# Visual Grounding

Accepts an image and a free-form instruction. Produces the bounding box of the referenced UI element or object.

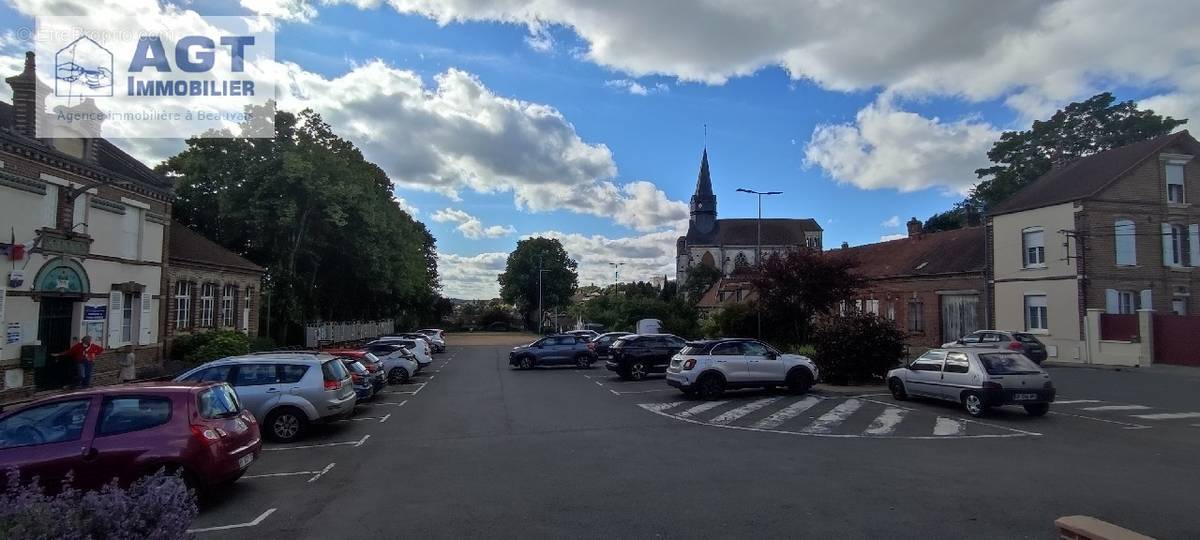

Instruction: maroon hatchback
[0,382,261,494]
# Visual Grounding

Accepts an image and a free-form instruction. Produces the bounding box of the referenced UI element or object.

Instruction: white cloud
[437,251,508,299]
[393,195,418,216]
[804,96,1000,194]
[526,226,684,287]
[879,233,906,242]
[524,24,554,53]
[881,215,901,228]
[431,208,516,239]
[240,0,317,22]
[604,79,668,96]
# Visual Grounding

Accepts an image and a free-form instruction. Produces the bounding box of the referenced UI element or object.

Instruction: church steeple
[689,148,717,234]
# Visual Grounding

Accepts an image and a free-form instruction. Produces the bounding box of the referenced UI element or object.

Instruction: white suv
[666,339,819,400]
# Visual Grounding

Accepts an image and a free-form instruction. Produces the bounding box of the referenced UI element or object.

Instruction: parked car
[360,343,421,382]
[887,349,1055,417]
[415,329,447,352]
[588,331,633,360]
[509,335,595,369]
[342,360,376,401]
[324,349,387,391]
[372,336,433,363]
[565,329,599,342]
[636,319,662,334]
[0,382,261,494]
[607,334,687,380]
[665,338,818,399]
[175,353,356,442]
[392,333,441,353]
[942,330,1049,364]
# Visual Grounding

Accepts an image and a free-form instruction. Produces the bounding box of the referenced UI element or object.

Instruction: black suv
[606,334,687,380]
[588,332,633,360]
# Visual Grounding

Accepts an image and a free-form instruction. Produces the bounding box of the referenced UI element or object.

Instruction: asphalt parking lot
[192,334,1200,539]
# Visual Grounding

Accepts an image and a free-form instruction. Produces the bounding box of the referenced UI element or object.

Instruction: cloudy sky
[2,0,1197,298]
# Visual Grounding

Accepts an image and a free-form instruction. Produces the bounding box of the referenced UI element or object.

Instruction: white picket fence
[303,319,395,348]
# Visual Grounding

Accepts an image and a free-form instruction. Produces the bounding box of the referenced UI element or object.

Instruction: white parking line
[243,470,319,480]
[932,417,966,436]
[307,462,336,483]
[187,508,277,533]
[265,434,370,451]
[676,401,725,419]
[802,399,862,434]
[753,396,822,429]
[1081,405,1151,411]
[863,407,909,436]
[379,413,392,423]
[369,400,408,407]
[1054,399,1104,405]
[341,416,385,422]
[1131,412,1200,420]
[639,401,686,412]
[608,388,674,395]
[710,397,782,426]
[594,380,604,387]
[1049,410,1150,429]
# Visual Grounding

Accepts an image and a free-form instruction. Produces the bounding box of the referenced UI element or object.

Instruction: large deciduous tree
[498,237,578,330]
[681,264,722,303]
[750,249,862,346]
[163,106,443,344]
[575,282,699,337]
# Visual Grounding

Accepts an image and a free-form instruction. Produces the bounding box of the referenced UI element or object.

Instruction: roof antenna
[703,123,707,149]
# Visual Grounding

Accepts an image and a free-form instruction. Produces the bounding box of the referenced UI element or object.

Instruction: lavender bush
[0,468,198,539]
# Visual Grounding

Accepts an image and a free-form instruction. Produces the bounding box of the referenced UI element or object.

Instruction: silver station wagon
[886,349,1056,418]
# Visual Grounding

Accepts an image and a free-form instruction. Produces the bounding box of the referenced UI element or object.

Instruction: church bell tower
[689,149,717,235]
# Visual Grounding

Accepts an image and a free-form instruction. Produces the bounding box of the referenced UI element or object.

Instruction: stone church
[675,149,823,285]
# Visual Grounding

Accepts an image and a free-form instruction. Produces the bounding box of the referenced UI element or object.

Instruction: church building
[675,149,823,285]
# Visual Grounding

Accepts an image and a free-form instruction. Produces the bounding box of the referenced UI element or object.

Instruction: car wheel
[518,356,533,370]
[1023,403,1050,417]
[388,367,410,384]
[264,408,306,443]
[787,369,814,395]
[696,374,724,401]
[889,378,908,401]
[629,362,648,381]
[962,392,988,418]
[575,355,592,369]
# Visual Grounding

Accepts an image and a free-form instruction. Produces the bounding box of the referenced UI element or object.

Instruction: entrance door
[940,294,980,344]
[36,298,76,391]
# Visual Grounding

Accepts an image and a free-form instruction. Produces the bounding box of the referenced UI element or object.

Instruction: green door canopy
[33,257,91,296]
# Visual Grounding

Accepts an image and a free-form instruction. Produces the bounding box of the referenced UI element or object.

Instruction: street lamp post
[735,188,783,339]
[609,262,626,285]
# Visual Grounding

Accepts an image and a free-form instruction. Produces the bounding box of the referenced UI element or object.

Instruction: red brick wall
[163,263,262,358]
[853,272,987,356]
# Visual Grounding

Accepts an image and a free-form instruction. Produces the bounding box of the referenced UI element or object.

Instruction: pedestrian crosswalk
[1053,398,1200,426]
[637,396,1036,439]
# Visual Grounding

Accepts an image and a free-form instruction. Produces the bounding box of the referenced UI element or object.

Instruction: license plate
[1014,393,1038,401]
[237,453,254,468]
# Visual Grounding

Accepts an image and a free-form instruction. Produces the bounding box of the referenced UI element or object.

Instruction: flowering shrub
[0,468,197,539]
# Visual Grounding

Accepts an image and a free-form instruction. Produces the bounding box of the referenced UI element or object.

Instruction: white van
[636,319,662,334]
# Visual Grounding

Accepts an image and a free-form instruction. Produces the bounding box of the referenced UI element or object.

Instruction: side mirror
[956,339,965,345]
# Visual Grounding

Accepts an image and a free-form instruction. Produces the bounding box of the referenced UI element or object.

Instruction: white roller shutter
[1162,223,1174,266]
[1105,289,1119,314]
[107,292,122,348]
[139,293,153,345]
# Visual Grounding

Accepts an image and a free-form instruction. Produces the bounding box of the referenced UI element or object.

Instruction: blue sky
[2,0,1196,298]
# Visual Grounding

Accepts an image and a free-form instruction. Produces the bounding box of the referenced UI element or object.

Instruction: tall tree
[970,93,1185,210]
[681,264,721,303]
[498,237,578,330]
[750,249,862,346]
[163,106,441,344]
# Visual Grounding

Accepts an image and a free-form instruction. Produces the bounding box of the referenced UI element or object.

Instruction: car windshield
[978,353,1043,375]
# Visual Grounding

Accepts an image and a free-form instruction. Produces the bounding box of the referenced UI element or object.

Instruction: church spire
[695,148,713,198]
[689,148,717,234]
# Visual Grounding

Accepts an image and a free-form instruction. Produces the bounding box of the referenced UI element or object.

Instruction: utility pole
[609,262,626,285]
[537,254,544,334]
[735,188,782,339]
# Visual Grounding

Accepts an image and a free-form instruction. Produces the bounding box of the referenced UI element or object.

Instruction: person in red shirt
[54,335,103,388]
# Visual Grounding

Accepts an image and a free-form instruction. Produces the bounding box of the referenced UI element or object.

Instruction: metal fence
[303,319,395,348]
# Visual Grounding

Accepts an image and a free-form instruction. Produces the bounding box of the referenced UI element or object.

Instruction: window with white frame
[199,283,217,327]
[1022,228,1045,267]
[907,300,923,332]
[1118,291,1136,314]
[864,299,880,315]
[1172,296,1188,316]
[1169,224,1188,266]
[885,301,896,321]
[1024,295,1048,331]
[1114,220,1136,266]
[174,281,191,329]
[121,292,135,342]
[1165,162,1185,204]
[221,284,236,327]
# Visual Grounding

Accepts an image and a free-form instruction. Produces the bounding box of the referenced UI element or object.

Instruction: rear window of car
[1012,333,1041,344]
[345,361,369,375]
[179,364,233,383]
[279,364,308,384]
[98,396,172,436]
[978,352,1043,375]
[679,343,707,355]
[197,384,241,419]
[364,353,381,363]
[322,359,349,381]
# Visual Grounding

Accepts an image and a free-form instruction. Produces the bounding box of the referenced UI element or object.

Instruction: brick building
[0,53,172,397]
[839,222,987,353]
[987,130,1200,363]
[165,221,264,355]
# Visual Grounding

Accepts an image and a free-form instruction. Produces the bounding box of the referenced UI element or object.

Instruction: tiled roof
[696,277,757,308]
[836,226,985,279]
[989,131,1196,216]
[687,218,822,246]
[169,221,264,273]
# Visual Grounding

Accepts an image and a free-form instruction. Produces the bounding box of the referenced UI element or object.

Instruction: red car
[0,382,261,494]
[325,349,387,391]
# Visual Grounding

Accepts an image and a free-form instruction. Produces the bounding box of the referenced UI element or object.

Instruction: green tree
[681,264,721,303]
[575,282,698,337]
[750,249,862,347]
[970,93,1185,210]
[498,237,578,330]
[163,106,441,344]
[811,312,906,385]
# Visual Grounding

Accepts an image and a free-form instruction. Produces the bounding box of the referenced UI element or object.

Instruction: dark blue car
[509,335,596,369]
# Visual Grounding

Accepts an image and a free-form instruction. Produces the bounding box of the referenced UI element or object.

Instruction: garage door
[940,294,980,344]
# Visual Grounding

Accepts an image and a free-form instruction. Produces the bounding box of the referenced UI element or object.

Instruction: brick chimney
[907,217,923,237]
[840,241,849,249]
[4,51,50,138]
